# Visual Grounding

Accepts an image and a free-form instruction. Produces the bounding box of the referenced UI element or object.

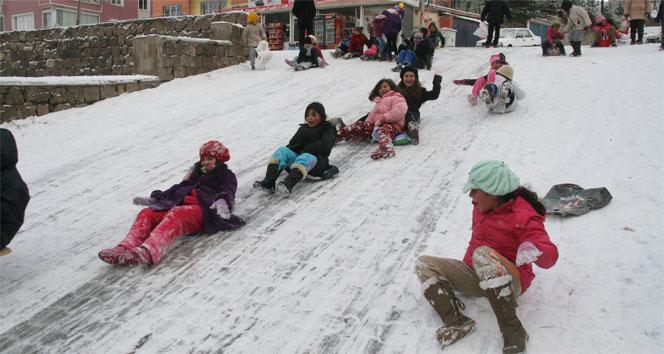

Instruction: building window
[109,0,123,6]
[0,16,4,32]
[139,0,149,10]
[164,4,182,16]
[43,9,99,28]
[82,0,100,3]
[12,12,35,31]
[201,1,220,14]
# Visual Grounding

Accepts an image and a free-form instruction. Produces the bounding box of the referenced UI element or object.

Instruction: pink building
[1,0,144,32]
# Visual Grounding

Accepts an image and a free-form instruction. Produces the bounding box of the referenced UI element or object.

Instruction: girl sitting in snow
[293,36,322,71]
[98,141,245,266]
[331,30,351,58]
[396,66,441,145]
[541,22,566,56]
[453,53,507,105]
[479,65,525,114]
[415,160,558,353]
[254,102,337,195]
[336,79,408,159]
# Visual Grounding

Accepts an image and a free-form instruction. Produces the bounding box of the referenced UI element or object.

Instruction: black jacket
[297,47,319,65]
[414,39,435,69]
[1,128,30,249]
[404,75,442,116]
[287,121,336,176]
[292,0,316,21]
[481,0,512,24]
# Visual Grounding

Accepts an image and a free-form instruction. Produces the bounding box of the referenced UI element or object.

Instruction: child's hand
[515,242,543,266]
[210,199,231,220]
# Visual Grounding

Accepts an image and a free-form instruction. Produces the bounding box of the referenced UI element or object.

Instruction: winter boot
[0,247,12,257]
[423,279,476,348]
[485,283,528,354]
[370,133,396,160]
[131,246,152,266]
[276,168,304,195]
[98,245,134,265]
[253,163,280,193]
[408,121,420,145]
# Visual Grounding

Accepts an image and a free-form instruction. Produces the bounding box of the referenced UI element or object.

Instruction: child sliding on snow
[254,102,337,195]
[396,66,441,145]
[98,141,245,266]
[479,65,525,114]
[453,53,507,105]
[415,160,558,353]
[337,79,408,159]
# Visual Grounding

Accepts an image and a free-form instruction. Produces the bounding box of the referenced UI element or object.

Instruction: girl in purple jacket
[98,140,245,266]
[415,160,558,353]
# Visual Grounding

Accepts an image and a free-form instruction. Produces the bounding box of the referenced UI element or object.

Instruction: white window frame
[109,0,123,6]
[42,8,99,28]
[139,0,149,11]
[12,12,35,31]
[42,10,54,29]
[164,4,182,17]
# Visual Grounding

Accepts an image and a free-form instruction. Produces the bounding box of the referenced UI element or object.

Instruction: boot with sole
[276,168,304,195]
[485,282,528,354]
[423,278,476,348]
[253,163,280,193]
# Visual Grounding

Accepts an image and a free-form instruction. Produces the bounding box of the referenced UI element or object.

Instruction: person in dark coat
[1,128,30,255]
[382,5,405,60]
[481,0,512,47]
[397,66,442,145]
[292,0,317,50]
[98,140,245,266]
[254,102,337,195]
[294,36,321,70]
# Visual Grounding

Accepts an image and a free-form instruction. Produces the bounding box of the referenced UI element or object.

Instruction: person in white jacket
[480,65,525,114]
[242,12,266,70]
[560,0,592,57]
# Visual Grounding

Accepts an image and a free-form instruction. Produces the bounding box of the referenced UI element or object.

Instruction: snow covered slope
[1,45,662,353]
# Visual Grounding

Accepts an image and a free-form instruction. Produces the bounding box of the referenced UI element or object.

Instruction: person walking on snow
[480,0,512,48]
[336,79,408,160]
[382,4,405,60]
[1,128,30,256]
[242,12,266,70]
[292,0,316,50]
[479,65,524,114]
[396,66,441,145]
[415,160,558,353]
[254,102,337,195]
[560,0,592,57]
[623,0,652,44]
[98,140,245,266]
[453,53,507,105]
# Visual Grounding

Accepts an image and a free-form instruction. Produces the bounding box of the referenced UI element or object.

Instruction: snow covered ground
[1,45,662,354]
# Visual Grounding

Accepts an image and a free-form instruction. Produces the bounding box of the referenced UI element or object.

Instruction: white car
[476,28,542,47]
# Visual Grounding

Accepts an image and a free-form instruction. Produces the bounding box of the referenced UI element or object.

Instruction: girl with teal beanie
[414,160,558,353]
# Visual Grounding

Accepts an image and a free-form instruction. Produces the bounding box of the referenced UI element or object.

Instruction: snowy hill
[1,45,662,353]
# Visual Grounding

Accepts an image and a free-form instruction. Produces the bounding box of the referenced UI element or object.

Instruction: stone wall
[0,13,247,77]
[0,76,160,122]
[132,35,243,81]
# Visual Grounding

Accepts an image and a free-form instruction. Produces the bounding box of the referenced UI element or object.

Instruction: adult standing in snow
[480,0,512,48]
[98,140,245,266]
[292,0,317,50]
[1,129,30,256]
[624,0,652,44]
[560,0,592,57]
[415,160,558,353]
[382,3,405,61]
[656,0,664,50]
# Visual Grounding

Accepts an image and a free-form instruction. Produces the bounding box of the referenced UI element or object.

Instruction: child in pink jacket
[453,53,507,105]
[337,79,408,159]
[415,160,558,353]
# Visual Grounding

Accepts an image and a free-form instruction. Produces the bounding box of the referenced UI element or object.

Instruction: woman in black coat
[292,0,317,50]
[1,128,30,254]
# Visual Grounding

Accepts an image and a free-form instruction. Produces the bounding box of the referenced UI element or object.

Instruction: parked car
[476,28,542,47]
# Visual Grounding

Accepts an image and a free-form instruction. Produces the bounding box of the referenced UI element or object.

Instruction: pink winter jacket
[462,196,559,294]
[366,90,408,131]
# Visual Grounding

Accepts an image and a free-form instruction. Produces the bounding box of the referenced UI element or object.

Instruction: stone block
[51,103,72,112]
[125,82,139,92]
[83,87,100,103]
[50,88,67,104]
[67,87,85,105]
[5,88,24,105]
[99,85,118,99]
[36,104,50,116]
[23,103,37,117]
[25,88,51,103]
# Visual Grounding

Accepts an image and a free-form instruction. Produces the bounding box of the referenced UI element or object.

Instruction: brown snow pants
[415,246,522,297]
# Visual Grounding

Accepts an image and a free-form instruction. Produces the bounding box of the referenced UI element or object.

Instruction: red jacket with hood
[463,196,559,293]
